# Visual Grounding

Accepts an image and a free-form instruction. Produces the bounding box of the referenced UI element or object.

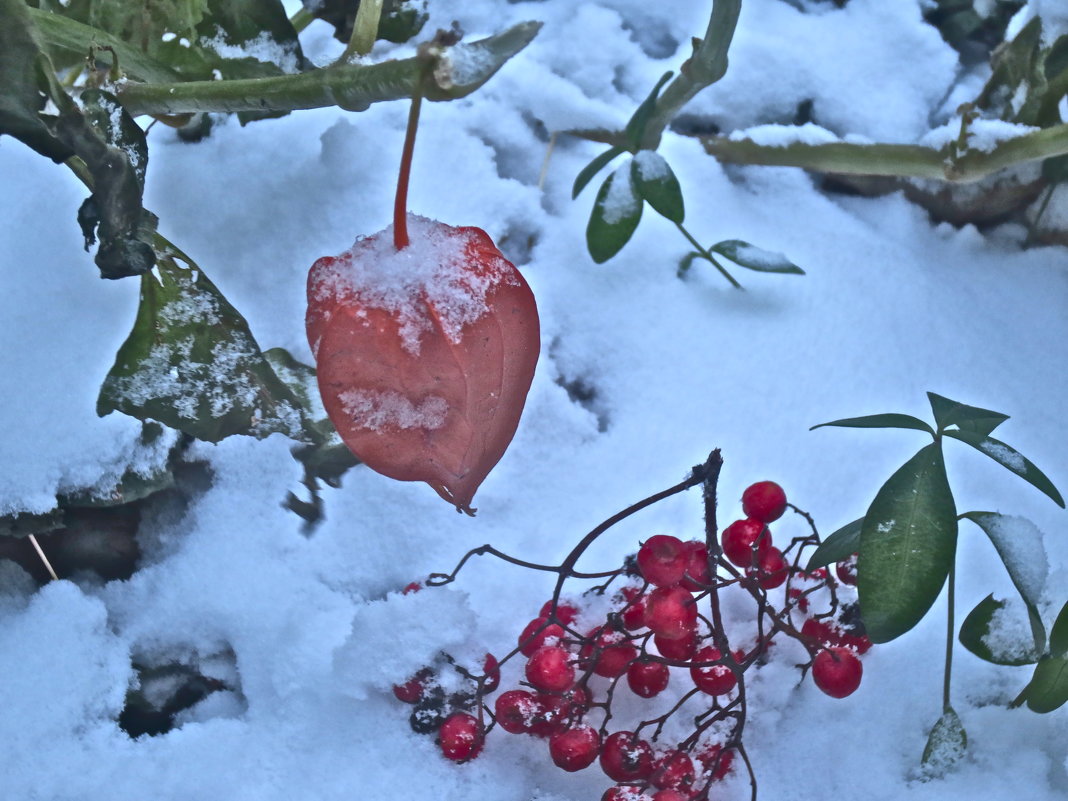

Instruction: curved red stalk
[393,89,424,250]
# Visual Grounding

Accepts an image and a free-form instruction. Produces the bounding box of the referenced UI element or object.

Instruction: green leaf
[98,245,309,443]
[586,163,642,264]
[28,7,184,84]
[573,146,626,199]
[806,517,863,572]
[857,443,958,643]
[811,413,935,436]
[945,430,1064,507]
[677,251,702,278]
[926,392,1009,436]
[0,0,73,161]
[961,511,1048,654]
[920,707,967,777]
[1023,656,1068,713]
[1049,600,1068,659]
[631,151,684,223]
[624,70,673,150]
[710,240,804,274]
[959,594,1041,666]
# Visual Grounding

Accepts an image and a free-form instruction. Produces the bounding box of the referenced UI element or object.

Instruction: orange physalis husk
[307,214,540,514]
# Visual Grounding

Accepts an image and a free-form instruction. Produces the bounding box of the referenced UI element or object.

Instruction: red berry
[401,581,423,594]
[494,689,540,734]
[540,599,580,625]
[519,616,566,657]
[651,791,688,801]
[601,788,647,801]
[392,674,425,704]
[811,647,863,698]
[600,731,654,781]
[534,686,591,736]
[549,724,601,771]
[788,587,810,613]
[836,553,858,585]
[689,646,737,696]
[482,652,500,692]
[654,627,698,661]
[695,743,735,781]
[526,645,575,693]
[680,540,712,591]
[746,545,788,589]
[741,481,788,523]
[651,750,696,792]
[802,618,840,648]
[721,518,772,567]
[620,588,648,631]
[637,535,688,587]
[581,627,639,678]
[627,659,670,698]
[438,712,483,761]
[644,586,698,640]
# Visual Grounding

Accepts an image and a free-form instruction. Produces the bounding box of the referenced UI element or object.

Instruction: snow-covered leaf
[945,430,1064,507]
[711,240,804,274]
[631,151,684,224]
[99,248,308,443]
[921,707,967,777]
[959,594,1041,666]
[586,164,642,264]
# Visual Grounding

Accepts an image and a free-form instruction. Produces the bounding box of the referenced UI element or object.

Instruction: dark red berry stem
[393,85,424,251]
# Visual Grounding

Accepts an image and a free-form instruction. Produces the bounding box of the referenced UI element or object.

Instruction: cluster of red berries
[396,480,871,799]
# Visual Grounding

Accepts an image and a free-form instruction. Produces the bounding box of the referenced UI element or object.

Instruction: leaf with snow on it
[920,707,967,778]
[946,430,1065,507]
[959,594,1041,666]
[98,252,309,444]
[711,240,804,274]
[631,151,684,223]
[586,163,642,264]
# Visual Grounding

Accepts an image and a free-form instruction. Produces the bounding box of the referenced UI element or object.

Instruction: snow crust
[1,0,1067,800]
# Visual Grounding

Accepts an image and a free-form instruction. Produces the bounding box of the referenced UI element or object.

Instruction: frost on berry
[549,724,601,771]
[627,659,670,698]
[600,731,654,782]
[307,215,540,514]
[651,750,696,792]
[811,646,863,698]
[637,534,688,587]
[438,712,483,761]
[526,645,575,693]
[644,586,698,640]
[519,616,566,657]
[581,627,639,678]
[690,647,737,696]
[495,689,540,734]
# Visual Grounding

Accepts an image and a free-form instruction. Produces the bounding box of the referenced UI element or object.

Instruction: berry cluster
[397,455,872,799]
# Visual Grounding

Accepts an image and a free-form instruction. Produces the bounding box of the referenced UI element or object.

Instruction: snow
[1,1,1068,800]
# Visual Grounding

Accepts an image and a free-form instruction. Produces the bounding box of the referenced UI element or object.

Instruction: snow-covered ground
[1,1,1066,799]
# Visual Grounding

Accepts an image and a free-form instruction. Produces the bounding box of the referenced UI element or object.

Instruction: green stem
[676,221,743,289]
[343,0,385,60]
[701,124,1068,184]
[289,6,315,33]
[641,0,742,149]
[944,560,955,712]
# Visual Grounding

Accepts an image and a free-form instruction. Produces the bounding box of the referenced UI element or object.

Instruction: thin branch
[344,0,385,60]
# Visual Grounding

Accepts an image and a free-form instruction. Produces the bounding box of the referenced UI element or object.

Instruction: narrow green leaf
[573,146,626,199]
[710,240,804,275]
[98,247,309,443]
[586,164,642,264]
[926,392,1009,436]
[624,70,673,149]
[945,430,1064,507]
[677,251,702,278]
[959,594,1041,665]
[857,443,958,643]
[811,413,935,435]
[921,707,967,777]
[1049,600,1068,658]
[1024,656,1068,713]
[961,511,1048,654]
[806,517,863,571]
[631,151,684,223]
